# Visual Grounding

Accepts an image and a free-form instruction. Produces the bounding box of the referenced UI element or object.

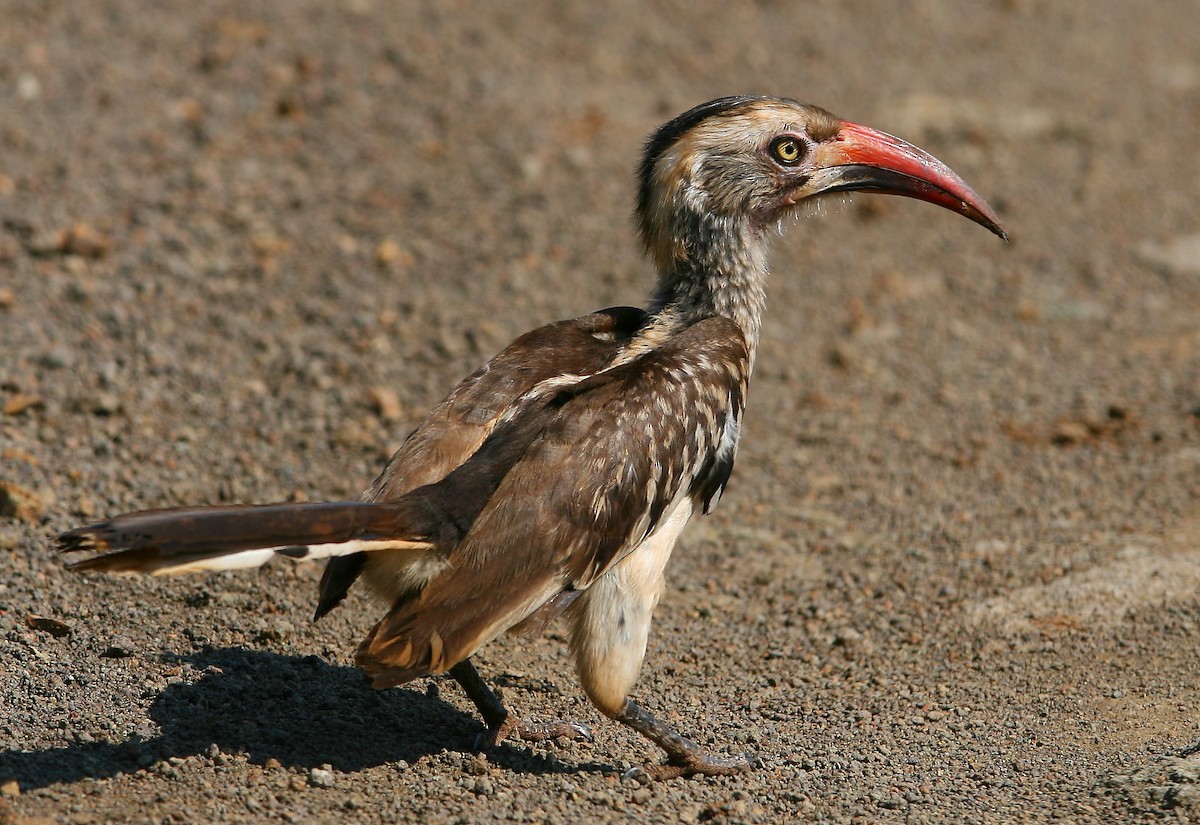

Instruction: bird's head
[637,96,1006,273]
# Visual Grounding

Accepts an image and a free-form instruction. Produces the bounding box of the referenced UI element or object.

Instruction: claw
[622,765,653,784]
[472,728,498,751]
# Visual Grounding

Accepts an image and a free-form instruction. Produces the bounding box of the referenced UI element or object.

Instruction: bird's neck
[645,211,768,370]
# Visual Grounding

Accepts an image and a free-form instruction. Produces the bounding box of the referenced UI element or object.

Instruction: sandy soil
[2,1,1199,822]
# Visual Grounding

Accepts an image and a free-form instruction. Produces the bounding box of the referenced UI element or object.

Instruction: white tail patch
[156,549,280,576]
[150,539,435,576]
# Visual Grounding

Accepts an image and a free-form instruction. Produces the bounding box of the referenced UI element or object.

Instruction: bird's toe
[475,717,594,749]
[644,750,754,781]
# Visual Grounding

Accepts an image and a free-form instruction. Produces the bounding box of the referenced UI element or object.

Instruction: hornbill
[58,96,1005,779]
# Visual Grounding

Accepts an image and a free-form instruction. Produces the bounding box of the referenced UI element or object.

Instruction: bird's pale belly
[567,496,695,715]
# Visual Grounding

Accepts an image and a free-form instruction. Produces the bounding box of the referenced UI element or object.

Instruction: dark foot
[449,659,592,750]
[614,697,755,780]
[475,717,594,750]
[640,750,752,781]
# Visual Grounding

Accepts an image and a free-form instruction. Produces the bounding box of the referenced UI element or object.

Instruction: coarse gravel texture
[2,1,1199,823]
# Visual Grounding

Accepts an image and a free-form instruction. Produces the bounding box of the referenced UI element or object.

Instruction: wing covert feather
[367,306,647,502]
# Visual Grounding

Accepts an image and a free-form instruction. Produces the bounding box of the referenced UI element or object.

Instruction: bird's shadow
[0,647,601,791]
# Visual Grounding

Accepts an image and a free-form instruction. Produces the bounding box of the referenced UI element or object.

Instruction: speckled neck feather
[637,96,779,370]
[645,211,768,369]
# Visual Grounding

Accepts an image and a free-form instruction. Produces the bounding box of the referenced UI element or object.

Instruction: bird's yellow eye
[769,136,804,166]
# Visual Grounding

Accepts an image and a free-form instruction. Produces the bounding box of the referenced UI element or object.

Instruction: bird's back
[351,314,751,688]
[318,307,648,616]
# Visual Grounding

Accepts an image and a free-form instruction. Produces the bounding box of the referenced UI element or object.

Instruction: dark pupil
[778,140,797,160]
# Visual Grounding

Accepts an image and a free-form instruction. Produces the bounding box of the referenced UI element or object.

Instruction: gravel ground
[2,1,1199,823]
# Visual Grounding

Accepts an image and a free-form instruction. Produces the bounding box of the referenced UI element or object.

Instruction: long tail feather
[57,501,434,575]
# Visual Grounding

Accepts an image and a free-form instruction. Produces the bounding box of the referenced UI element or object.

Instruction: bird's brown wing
[365,306,649,502]
[355,316,750,687]
[315,306,646,616]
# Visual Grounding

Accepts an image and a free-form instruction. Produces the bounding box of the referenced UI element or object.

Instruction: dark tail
[57,501,434,575]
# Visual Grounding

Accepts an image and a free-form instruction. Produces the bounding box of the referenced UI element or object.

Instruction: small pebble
[0,481,44,522]
[91,393,122,416]
[102,635,136,658]
[38,347,73,369]
[1136,233,1200,277]
[369,386,404,421]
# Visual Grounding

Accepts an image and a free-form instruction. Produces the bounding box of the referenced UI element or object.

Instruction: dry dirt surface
[2,1,1199,823]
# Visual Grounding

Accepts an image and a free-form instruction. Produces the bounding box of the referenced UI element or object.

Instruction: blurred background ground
[1,1,1199,822]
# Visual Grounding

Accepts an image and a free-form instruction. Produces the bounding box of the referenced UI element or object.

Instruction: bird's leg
[566,541,753,780]
[613,698,751,780]
[448,659,592,748]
